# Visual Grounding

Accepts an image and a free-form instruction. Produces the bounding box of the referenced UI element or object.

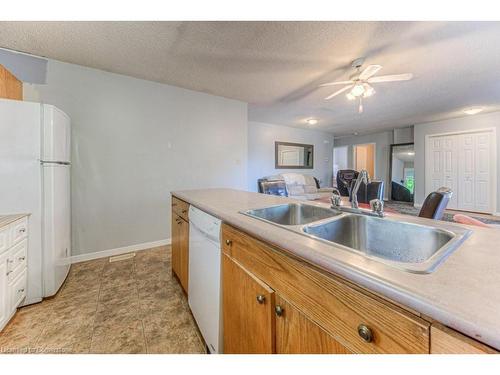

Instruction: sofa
[258,173,334,201]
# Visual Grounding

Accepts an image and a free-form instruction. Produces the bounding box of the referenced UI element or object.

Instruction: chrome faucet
[351,170,370,209]
[330,170,385,218]
[330,188,342,208]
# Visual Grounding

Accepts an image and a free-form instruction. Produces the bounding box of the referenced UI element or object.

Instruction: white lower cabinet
[0,216,29,332]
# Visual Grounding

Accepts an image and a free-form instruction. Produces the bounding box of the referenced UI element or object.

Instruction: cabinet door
[0,252,8,329]
[275,295,352,354]
[171,213,181,280]
[178,218,189,293]
[223,254,275,353]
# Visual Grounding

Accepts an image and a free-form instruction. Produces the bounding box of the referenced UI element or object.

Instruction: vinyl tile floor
[0,246,206,354]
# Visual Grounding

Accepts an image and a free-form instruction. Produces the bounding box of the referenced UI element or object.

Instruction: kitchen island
[171,188,500,353]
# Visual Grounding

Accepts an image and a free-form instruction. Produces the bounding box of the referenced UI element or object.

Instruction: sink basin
[243,203,341,226]
[302,214,471,273]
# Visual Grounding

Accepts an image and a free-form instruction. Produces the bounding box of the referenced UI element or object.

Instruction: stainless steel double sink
[241,203,472,274]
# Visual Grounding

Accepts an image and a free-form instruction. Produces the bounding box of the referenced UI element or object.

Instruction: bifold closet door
[428,135,458,209]
[458,134,475,211]
[473,132,492,213]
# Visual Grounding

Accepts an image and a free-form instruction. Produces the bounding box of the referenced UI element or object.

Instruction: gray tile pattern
[0,246,206,354]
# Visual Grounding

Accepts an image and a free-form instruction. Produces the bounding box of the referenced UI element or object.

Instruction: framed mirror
[275,141,314,169]
[389,143,415,202]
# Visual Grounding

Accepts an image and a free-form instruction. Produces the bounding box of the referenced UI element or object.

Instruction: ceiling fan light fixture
[351,84,365,97]
[463,107,484,115]
[363,85,375,98]
[306,118,318,125]
[346,92,355,101]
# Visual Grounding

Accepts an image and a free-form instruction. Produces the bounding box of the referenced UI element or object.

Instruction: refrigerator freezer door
[42,104,71,163]
[42,164,71,297]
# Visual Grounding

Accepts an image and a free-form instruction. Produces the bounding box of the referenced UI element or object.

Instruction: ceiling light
[407,151,415,156]
[363,84,375,98]
[306,118,318,125]
[346,93,355,101]
[350,84,365,97]
[463,107,484,115]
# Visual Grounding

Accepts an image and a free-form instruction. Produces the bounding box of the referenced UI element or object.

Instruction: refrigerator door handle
[40,161,71,166]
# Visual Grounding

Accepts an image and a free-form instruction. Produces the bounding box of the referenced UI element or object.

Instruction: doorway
[353,143,375,178]
[333,146,348,187]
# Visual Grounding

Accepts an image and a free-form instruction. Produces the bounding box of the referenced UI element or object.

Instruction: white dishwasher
[188,206,223,354]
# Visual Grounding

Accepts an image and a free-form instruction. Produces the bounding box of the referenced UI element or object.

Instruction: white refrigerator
[0,98,71,305]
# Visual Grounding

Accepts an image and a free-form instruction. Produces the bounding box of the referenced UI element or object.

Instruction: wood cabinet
[431,324,497,354]
[223,254,275,354]
[0,65,23,101]
[171,197,189,293]
[275,295,352,354]
[222,223,431,354]
[223,252,352,354]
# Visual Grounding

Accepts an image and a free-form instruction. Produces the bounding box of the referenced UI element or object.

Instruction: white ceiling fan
[320,58,413,113]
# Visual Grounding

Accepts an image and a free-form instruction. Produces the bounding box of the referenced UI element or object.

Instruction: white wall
[414,111,500,212]
[25,59,248,255]
[333,130,393,200]
[247,121,334,192]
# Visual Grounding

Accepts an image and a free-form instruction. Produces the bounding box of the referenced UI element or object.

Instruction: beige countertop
[0,214,29,229]
[172,188,500,350]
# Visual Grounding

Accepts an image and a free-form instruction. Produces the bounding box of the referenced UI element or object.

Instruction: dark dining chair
[418,188,453,220]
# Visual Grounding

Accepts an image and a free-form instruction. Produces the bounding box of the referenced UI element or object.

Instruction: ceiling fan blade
[324,85,353,100]
[359,65,382,80]
[368,73,413,83]
[319,80,353,87]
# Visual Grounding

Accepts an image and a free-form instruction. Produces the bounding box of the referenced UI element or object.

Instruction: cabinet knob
[182,209,187,214]
[275,305,284,317]
[357,324,374,343]
[18,288,25,293]
[19,256,26,261]
[19,228,26,233]
[256,295,266,304]
[225,239,232,246]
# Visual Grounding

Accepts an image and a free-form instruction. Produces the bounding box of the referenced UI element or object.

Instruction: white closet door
[458,134,475,211]
[474,132,492,212]
[429,137,444,192]
[442,136,459,209]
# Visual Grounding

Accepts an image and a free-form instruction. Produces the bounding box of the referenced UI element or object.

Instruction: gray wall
[25,59,248,255]
[334,130,394,200]
[247,121,334,192]
[414,111,500,212]
[393,126,414,144]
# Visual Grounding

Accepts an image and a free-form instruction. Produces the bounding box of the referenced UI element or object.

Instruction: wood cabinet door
[178,218,189,293]
[171,213,181,280]
[223,254,275,353]
[275,295,352,354]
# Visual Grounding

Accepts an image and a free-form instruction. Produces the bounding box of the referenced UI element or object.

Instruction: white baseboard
[71,238,171,264]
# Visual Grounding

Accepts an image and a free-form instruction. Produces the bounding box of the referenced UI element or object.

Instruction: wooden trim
[0,65,23,100]
[430,323,497,354]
